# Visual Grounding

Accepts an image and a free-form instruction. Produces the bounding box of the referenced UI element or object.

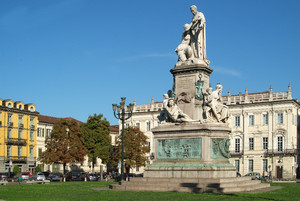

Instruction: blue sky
[1,0,300,125]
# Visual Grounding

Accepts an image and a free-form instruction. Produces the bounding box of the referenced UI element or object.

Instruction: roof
[110,125,119,132]
[38,115,83,125]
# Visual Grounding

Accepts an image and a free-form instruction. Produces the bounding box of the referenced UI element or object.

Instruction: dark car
[86,173,99,181]
[47,172,64,182]
[0,172,15,180]
[65,171,86,181]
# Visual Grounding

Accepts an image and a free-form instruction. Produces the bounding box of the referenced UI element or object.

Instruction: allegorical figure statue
[165,98,192,123]
[176,5,210,66]
[204,84,229,123]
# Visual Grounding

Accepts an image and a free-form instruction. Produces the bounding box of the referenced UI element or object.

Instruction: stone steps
[110,177,270,193]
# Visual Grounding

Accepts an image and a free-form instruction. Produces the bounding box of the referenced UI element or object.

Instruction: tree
[81,114,111,172]
[13,165,20,175]
[35,166,42,173]
[39,119,87,174]
[114,127,150,173]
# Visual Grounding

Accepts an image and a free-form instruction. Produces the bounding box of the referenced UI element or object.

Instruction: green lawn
[0,182,299,201]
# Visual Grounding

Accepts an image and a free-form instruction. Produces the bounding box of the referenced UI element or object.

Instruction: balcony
[6,138,27,146]
[230,151,244,157]
[6,156,27,163]
[8,122,13,127]
[264,149,298,156]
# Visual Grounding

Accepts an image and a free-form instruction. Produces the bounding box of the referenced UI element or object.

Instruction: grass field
[0,181,299,201]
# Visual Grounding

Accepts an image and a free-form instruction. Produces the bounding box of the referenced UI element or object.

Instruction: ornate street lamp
[112,97,134,181]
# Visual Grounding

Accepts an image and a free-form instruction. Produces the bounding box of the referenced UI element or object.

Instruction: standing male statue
[176,5,210,66]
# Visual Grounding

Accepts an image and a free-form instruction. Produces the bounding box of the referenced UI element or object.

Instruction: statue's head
[168,98,175,106]
[184,24,190,31]
[216,83,223,91]
[163,93,169,99]
[206,87,213,94]
[190,5,197,15]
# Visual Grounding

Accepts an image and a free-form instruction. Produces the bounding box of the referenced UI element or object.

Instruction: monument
[111,5,270,193]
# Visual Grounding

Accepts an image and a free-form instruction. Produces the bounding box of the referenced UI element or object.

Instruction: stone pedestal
[170,64,213,121]
[144,122,236,178]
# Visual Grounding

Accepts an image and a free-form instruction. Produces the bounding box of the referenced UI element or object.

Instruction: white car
[30,172,45,181]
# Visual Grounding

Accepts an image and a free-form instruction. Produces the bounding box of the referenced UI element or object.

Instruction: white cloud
[213,66,242,77]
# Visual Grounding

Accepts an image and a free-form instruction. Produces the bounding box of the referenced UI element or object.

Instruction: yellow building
[0,98,38,173]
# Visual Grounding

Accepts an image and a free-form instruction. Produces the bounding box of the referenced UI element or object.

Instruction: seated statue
[204,84,228,123]
[165,98,192,123]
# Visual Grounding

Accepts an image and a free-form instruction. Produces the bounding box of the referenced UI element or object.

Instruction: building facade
[120,85,300,179]
[0,98,38,173]
[37,115,115,173]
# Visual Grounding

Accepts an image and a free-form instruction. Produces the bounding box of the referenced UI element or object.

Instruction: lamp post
[112,97,134,181]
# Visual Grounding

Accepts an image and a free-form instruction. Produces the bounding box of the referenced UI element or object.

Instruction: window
[136,167,139,172]
[18,115,23,125]
[30,117,34,127]
[277,113,283,124]
[262,113,269,125]
[7,146,11,157]
[125,123,129,128]
[46,129,51,137]
[30,107,33,112]
[30,131,34,141]
[146,121,151,131]
[263,137,268,150]
[37,128,41,137]
[263,159,268,172]
[136,122,140,129]
[29,146,34,157]
[42,128,45,137]
[235,116,240,127]
[18,105,22,110]
[8,103,12,108]
[235,160,240,172]
[38,148,42,158]
[249,115,254,126]
[18,146,22,157]
[235,138,240,153]
[18,129,22,139]
[147,141,151,148]
[7,128,12,139]
[278,136,283,152]
[249,138,254,150]
[7,114,12,123]
[248,160,253,172]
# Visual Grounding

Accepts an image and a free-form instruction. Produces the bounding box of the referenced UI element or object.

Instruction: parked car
[65,171,86,181]
[244,172,260,180]
[21,172,31,180]
[0,172,15,180]
[86,173,99,181]
[30,172,46,181]
[47,172,64,182]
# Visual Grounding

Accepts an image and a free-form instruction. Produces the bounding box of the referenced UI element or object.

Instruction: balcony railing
[265,149,298,156]
[230,151,244,157]
[6,138,27,146]
[6,156,27,163]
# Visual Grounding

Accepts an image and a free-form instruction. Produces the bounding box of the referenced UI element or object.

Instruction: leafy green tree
[35,166,42,173]
[39,119,87,174]
[13,165,20,175]
[81,114,111,172]
[114,127,150,173]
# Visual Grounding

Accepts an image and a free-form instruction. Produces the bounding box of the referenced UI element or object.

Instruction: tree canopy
[81,114,111,170]
[114,126,150,169]
[39,119,87,173]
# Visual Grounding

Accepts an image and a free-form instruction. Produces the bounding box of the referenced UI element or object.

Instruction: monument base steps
[109,177,270,193]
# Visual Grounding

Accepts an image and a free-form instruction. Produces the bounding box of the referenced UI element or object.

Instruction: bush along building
[121,85,300,179]
[0,98,38,173]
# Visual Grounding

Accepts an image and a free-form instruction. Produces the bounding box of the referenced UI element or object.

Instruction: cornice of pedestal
[170,64,213,75]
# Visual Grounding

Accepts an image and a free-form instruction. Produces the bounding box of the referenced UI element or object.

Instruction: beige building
[120,85,300,179]
[37,115,111,173]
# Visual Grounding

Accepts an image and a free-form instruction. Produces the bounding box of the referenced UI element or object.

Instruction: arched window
[8,103,12,108]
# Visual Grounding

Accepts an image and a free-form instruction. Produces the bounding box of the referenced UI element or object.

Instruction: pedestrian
[18,175,22,184]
